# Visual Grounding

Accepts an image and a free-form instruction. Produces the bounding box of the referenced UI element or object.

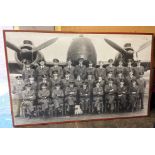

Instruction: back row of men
[22,58,144,81]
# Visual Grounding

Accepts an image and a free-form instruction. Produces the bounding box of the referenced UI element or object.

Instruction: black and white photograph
[3,31,153,126]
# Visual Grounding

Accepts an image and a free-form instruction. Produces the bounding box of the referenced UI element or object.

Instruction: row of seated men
[12,58,146,118]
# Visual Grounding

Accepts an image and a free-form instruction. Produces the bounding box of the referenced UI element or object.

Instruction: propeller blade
[136,40,151,53]
[32,38,58,52]
[104,39,127,55]
[6,41,20,53]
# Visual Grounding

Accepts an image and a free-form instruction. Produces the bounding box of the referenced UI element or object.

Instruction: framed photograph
[3,30,153,127]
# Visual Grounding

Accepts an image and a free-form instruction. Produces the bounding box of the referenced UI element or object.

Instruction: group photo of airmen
[12,57,146,119]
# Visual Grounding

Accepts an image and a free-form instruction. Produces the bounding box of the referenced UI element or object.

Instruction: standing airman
[136,73,146,109]
[134,60,144,78]
[106,59,116,77]
[49,59,63,78]
[74,58,87,80]
[12,76,25,117]
[63,59,75,79]
[95,61,106,80]
[36,60,49,82]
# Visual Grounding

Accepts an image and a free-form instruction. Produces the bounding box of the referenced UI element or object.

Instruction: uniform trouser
[129,95,138,111]
[139,93,144,109]
[80,98,90,113]
[93,97,103,113]
[15,99,22,116]
[105,95,115,112]
[66,96,76,115]
[117,95,127,112]
[23,100,34,117]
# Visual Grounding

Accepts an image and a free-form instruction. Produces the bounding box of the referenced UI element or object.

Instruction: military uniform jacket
[125,75,136,87]
[105,76,116,85]
[124,67,134,76]
[75,79,83,90]
[49,66,63,78]
[105,84,117,95]
[38,89,50,99]
[93,87,104,97]
[65,87,77,97]
[12,80,25,99]
[86,67,95,77]
[80,88,90,98]
[129,85,139,95]
[117,86,127,96]
[97,80,105,88]
[106,65,116,76]
[74,65,86,79]
[22,69,35,81]
[85,79,95,90]
[95,67,106,79]
[61,78,71,90]
[51,89,64,98]
[115,76,125,86]
[63,66,75,78]
[22,89,36,101]
[116,66,125,75]
[136,78,146,93]
[50,78,61,88]
[36,66,49,77]
[134,66,144,78]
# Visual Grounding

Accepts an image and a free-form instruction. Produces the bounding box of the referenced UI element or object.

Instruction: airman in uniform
[115,72,125,86]
[105,71,116,85]
[105,79,117,113]
[75,75,83,104]
[79,82,91,113]
[128,80,139,112]
[124,59,134,76]
[106,59,116,77]
[22,63,35,82]
[86,61,95,79]
[116,60,125,76]
[117,80,127,112]
[51,83,64,116]
[22,84,36,118]
[12,76,25,117]
[49,59,63,78]
[36,60,49,82]
[125,71,136,88]
[61,72,72,90]
[85,74,95,91]
[97,76,105,89]
[50,71,61,89]
[134,60,144,78]
[63,59,75,79]
[136,73,146,109]
[93,82,104,114]
[38,75,51,90]
[38,83,50,117]
[74,58,87,80]
[65,81,77,115]
[95,61,106,80]
[26,76,37,93]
